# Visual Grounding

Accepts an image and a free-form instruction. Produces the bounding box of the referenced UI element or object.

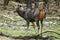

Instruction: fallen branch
[0,31,60,39]
[0,32,40,39]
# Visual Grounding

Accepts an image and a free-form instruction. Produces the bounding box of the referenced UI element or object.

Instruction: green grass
[0,26,36,36]
[0,16,60,40]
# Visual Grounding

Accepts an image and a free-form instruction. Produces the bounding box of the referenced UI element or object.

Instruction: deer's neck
[17,9,25,19]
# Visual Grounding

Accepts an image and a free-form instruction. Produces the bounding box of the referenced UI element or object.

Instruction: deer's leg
[35,18,40,33]
[40,20,43,37]
[32,22,36,32]
[26,20,30,30]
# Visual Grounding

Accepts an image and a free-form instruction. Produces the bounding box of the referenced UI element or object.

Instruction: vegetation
[0,11,60,40]
[0,0,60,40]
